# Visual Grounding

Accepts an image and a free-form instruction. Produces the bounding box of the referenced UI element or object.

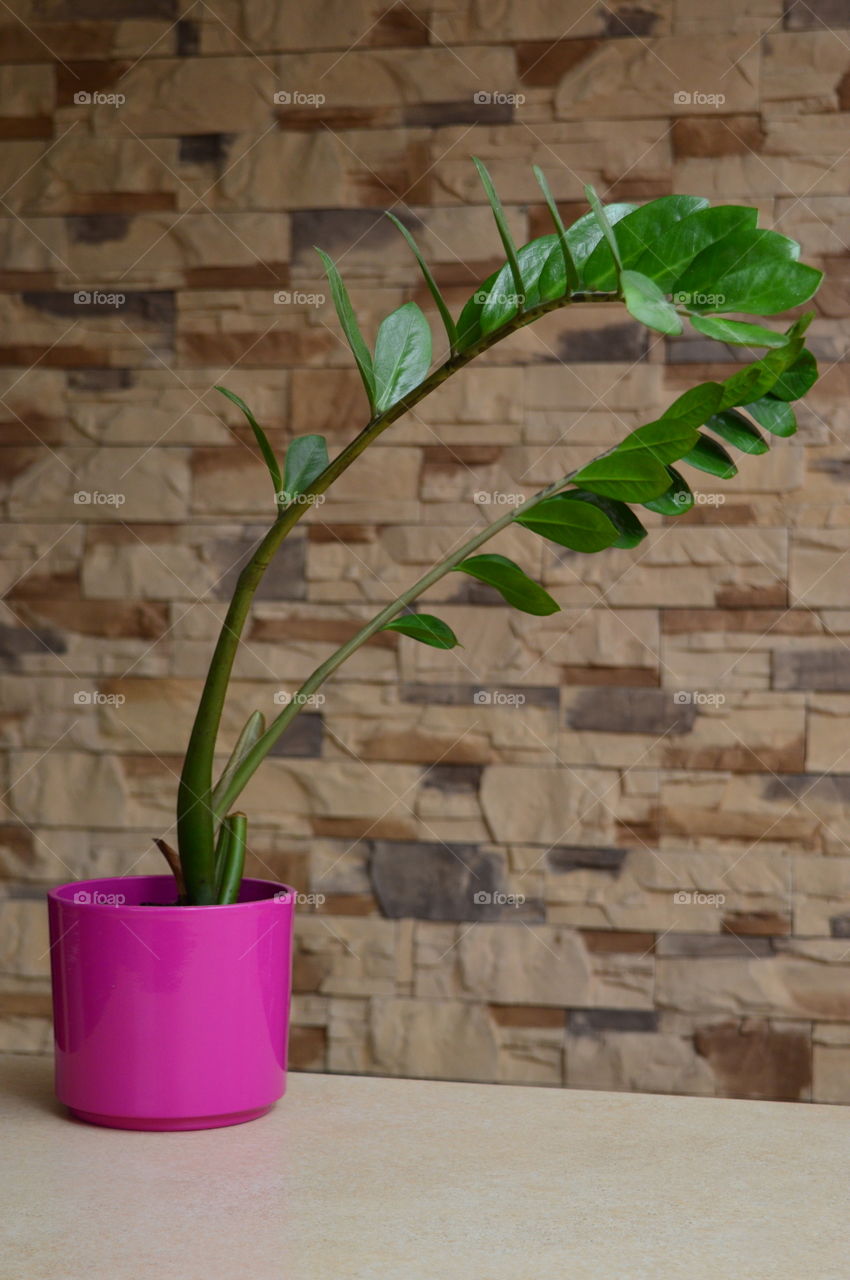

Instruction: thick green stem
[176,289,618,900]
[212,470,579,818]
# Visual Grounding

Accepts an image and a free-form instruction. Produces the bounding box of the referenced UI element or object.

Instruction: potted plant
[47,159,822,1130]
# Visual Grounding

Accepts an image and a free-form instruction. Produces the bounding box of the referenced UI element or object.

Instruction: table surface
[2,1054,848,1280]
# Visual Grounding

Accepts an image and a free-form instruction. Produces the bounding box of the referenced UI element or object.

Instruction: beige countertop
[1,1053,848,1280]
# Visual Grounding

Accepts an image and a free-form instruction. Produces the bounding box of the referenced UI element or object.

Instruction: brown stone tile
[715,585,788,609]
[561,666,660,686]
[672,114,766,159]
[0,992,52,1017]
[311,817,413,840]
[307,525,377,544]
[662,609,820,635]
[182,265,290,289]
[369,3,431,46]
[248,617,394,647]
[55,60,132,107]
[489,1004,566,1028]
[695,1020,811,1101]
[580,930,656,954]
[517,39,602,86]
[0,118,52,139]
[314,894,379,915]
[68,193,177,214]
[9,599,169,640]
[722,911,792,937]
[289,1026,327,1070]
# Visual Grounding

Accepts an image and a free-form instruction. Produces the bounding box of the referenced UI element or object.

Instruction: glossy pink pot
[47,875,295,1131]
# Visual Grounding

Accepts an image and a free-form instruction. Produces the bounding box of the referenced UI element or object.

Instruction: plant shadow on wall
[150,158,822,907]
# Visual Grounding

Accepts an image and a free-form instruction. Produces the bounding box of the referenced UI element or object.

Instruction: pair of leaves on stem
[216,386,328,509]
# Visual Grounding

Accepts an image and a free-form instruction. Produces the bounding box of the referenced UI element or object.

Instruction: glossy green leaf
[385,211,458,354]
[688,315,789,348]
[315,247,375,410]
[212,710,266,817]
[215,386,282,500]
[574,418,700,502]
[456,267,499,350]
[768,349,818,401]
[481,236,555,334]
[566,491,648,548]
[382,613,460,649]
[621,269,683,336]
[532,165,579,293]
[515,492,621,552]
[558,202,637,288]
[584,183,623,274]
[373,301,432,412]
[642,466,694,516]
[744,396,797,438]
[681,433,737,478]
[718,339,804,410]
[706,410,769,455]
[631,205,758,291]
[583,195,709,290]
[673,230,822,315]
[663,382,725,428]
[281,434,329,502]
[786,311,815,341]
[473,156,525,303]
[456,553,560,615]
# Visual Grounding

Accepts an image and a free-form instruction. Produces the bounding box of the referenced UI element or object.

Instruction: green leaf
[673,229,822,315]
[768,349,818,401]
[584,182,623,273]
[215,386,282,500]
[456,553,560,615]
[583,195,709,291]
[516,492,621,552]
[566,491,648,548]
[689,315,789,348]
[560,203,637,288]
[385,211,458,354]
[211,710,266,816]
[631,205,758,291]
[718,339,804,409]
[642,466,694,516]
[681,433,737,478]
[621,269,683,336]
[473,156,525,303]
[744,396,797,438]
[663,382,725,428]
[316,247,376,410]
[382,612,460,649]
[456,266,499,350]
[281,434,329,502]
[481,236,553,334]
[706,409,769,455]
[532,165,579,293]
[786,311,815,341]
[373,301,432,412]
[574,418,700,502]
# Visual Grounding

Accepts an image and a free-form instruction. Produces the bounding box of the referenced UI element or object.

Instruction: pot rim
[48,874,296,914]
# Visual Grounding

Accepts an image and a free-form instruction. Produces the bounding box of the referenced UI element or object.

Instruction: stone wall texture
[2,0,850,1104]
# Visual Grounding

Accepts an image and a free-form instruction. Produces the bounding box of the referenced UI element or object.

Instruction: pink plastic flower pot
[47,875,295,1131]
